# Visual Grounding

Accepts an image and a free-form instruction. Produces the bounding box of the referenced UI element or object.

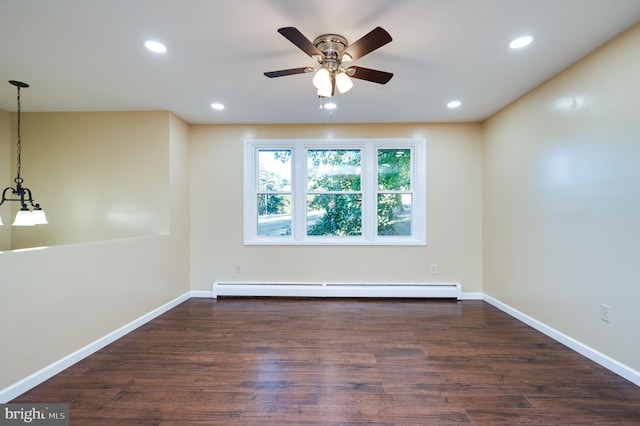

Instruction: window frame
[244,138,426,246]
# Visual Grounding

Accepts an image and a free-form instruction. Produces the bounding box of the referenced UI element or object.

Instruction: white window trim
[244,138,426,246]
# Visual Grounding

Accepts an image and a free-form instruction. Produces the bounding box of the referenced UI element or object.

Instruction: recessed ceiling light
[447,100,462,109]
[509,35,533,49]
[145,40,167,53]
[211,103,225,110]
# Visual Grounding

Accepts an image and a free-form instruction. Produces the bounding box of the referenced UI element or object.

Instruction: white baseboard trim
[461,292,483,300]
[483,294,640,387]
[0,292,192,403]
[190,290,213,298]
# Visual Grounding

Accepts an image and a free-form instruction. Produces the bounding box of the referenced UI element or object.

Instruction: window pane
[378,149,411,191]
[258,150,291,191]
[377,194,412,236]
[245,138,425,246]
[308,149,361,192]
[257,194,291,236]
[307,194,362,236]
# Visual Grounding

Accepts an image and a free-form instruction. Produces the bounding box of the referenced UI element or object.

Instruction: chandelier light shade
[12,209,35,226]
[0,80,48,227]
[31,208,48,224]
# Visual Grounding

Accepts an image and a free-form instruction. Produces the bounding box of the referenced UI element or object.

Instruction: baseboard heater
[212,282,462,300]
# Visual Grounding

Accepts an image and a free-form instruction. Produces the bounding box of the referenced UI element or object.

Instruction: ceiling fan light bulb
[312,68,331,90]
[336,72,353,93]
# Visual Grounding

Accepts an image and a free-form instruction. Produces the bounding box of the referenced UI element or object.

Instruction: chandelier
[0,80,48,226]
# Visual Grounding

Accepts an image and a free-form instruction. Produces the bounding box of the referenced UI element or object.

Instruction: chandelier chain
[15,85,23,185]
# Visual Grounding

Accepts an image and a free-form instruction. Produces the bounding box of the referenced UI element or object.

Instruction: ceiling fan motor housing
[313,34,349,71]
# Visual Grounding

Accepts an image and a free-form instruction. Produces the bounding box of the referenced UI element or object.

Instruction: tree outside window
[245,139,426,246]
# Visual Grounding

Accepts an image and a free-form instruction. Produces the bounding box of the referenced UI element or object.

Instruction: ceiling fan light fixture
[312,68,331,90]
[335,72,353,93]
[317,85,333,98]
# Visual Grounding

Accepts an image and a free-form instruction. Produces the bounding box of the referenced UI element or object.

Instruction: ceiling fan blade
[343,27,392,61]
[278,27,324,58]
[347,66,393,84]
[264,67,313,78]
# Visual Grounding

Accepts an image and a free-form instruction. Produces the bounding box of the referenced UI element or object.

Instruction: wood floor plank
[11,298,640,424]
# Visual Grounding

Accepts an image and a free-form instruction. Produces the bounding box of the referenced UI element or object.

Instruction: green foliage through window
[307,150,362,236]
[257,150,291,236]
[245,139,425,245]
[377,149,412,236]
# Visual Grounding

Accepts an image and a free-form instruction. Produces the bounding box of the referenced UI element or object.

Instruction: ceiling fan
[264,27,393,98]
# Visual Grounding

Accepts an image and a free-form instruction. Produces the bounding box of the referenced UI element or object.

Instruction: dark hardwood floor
[13,298,640,425]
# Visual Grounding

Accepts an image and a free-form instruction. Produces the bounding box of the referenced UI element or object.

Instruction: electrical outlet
[235,265,242,274]
[430,264,438,274]
[600,304,611,323]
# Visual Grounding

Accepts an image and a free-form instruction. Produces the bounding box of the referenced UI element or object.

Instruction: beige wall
[483,24,640,371]
[7,111,171,250]
[189,123,483,293]
[169,113,191,290]
[0,110,10,249]
[0,111,191,396]
[0,235,180,391]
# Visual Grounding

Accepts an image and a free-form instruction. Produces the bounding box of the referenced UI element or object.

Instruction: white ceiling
[1,0,639,124]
